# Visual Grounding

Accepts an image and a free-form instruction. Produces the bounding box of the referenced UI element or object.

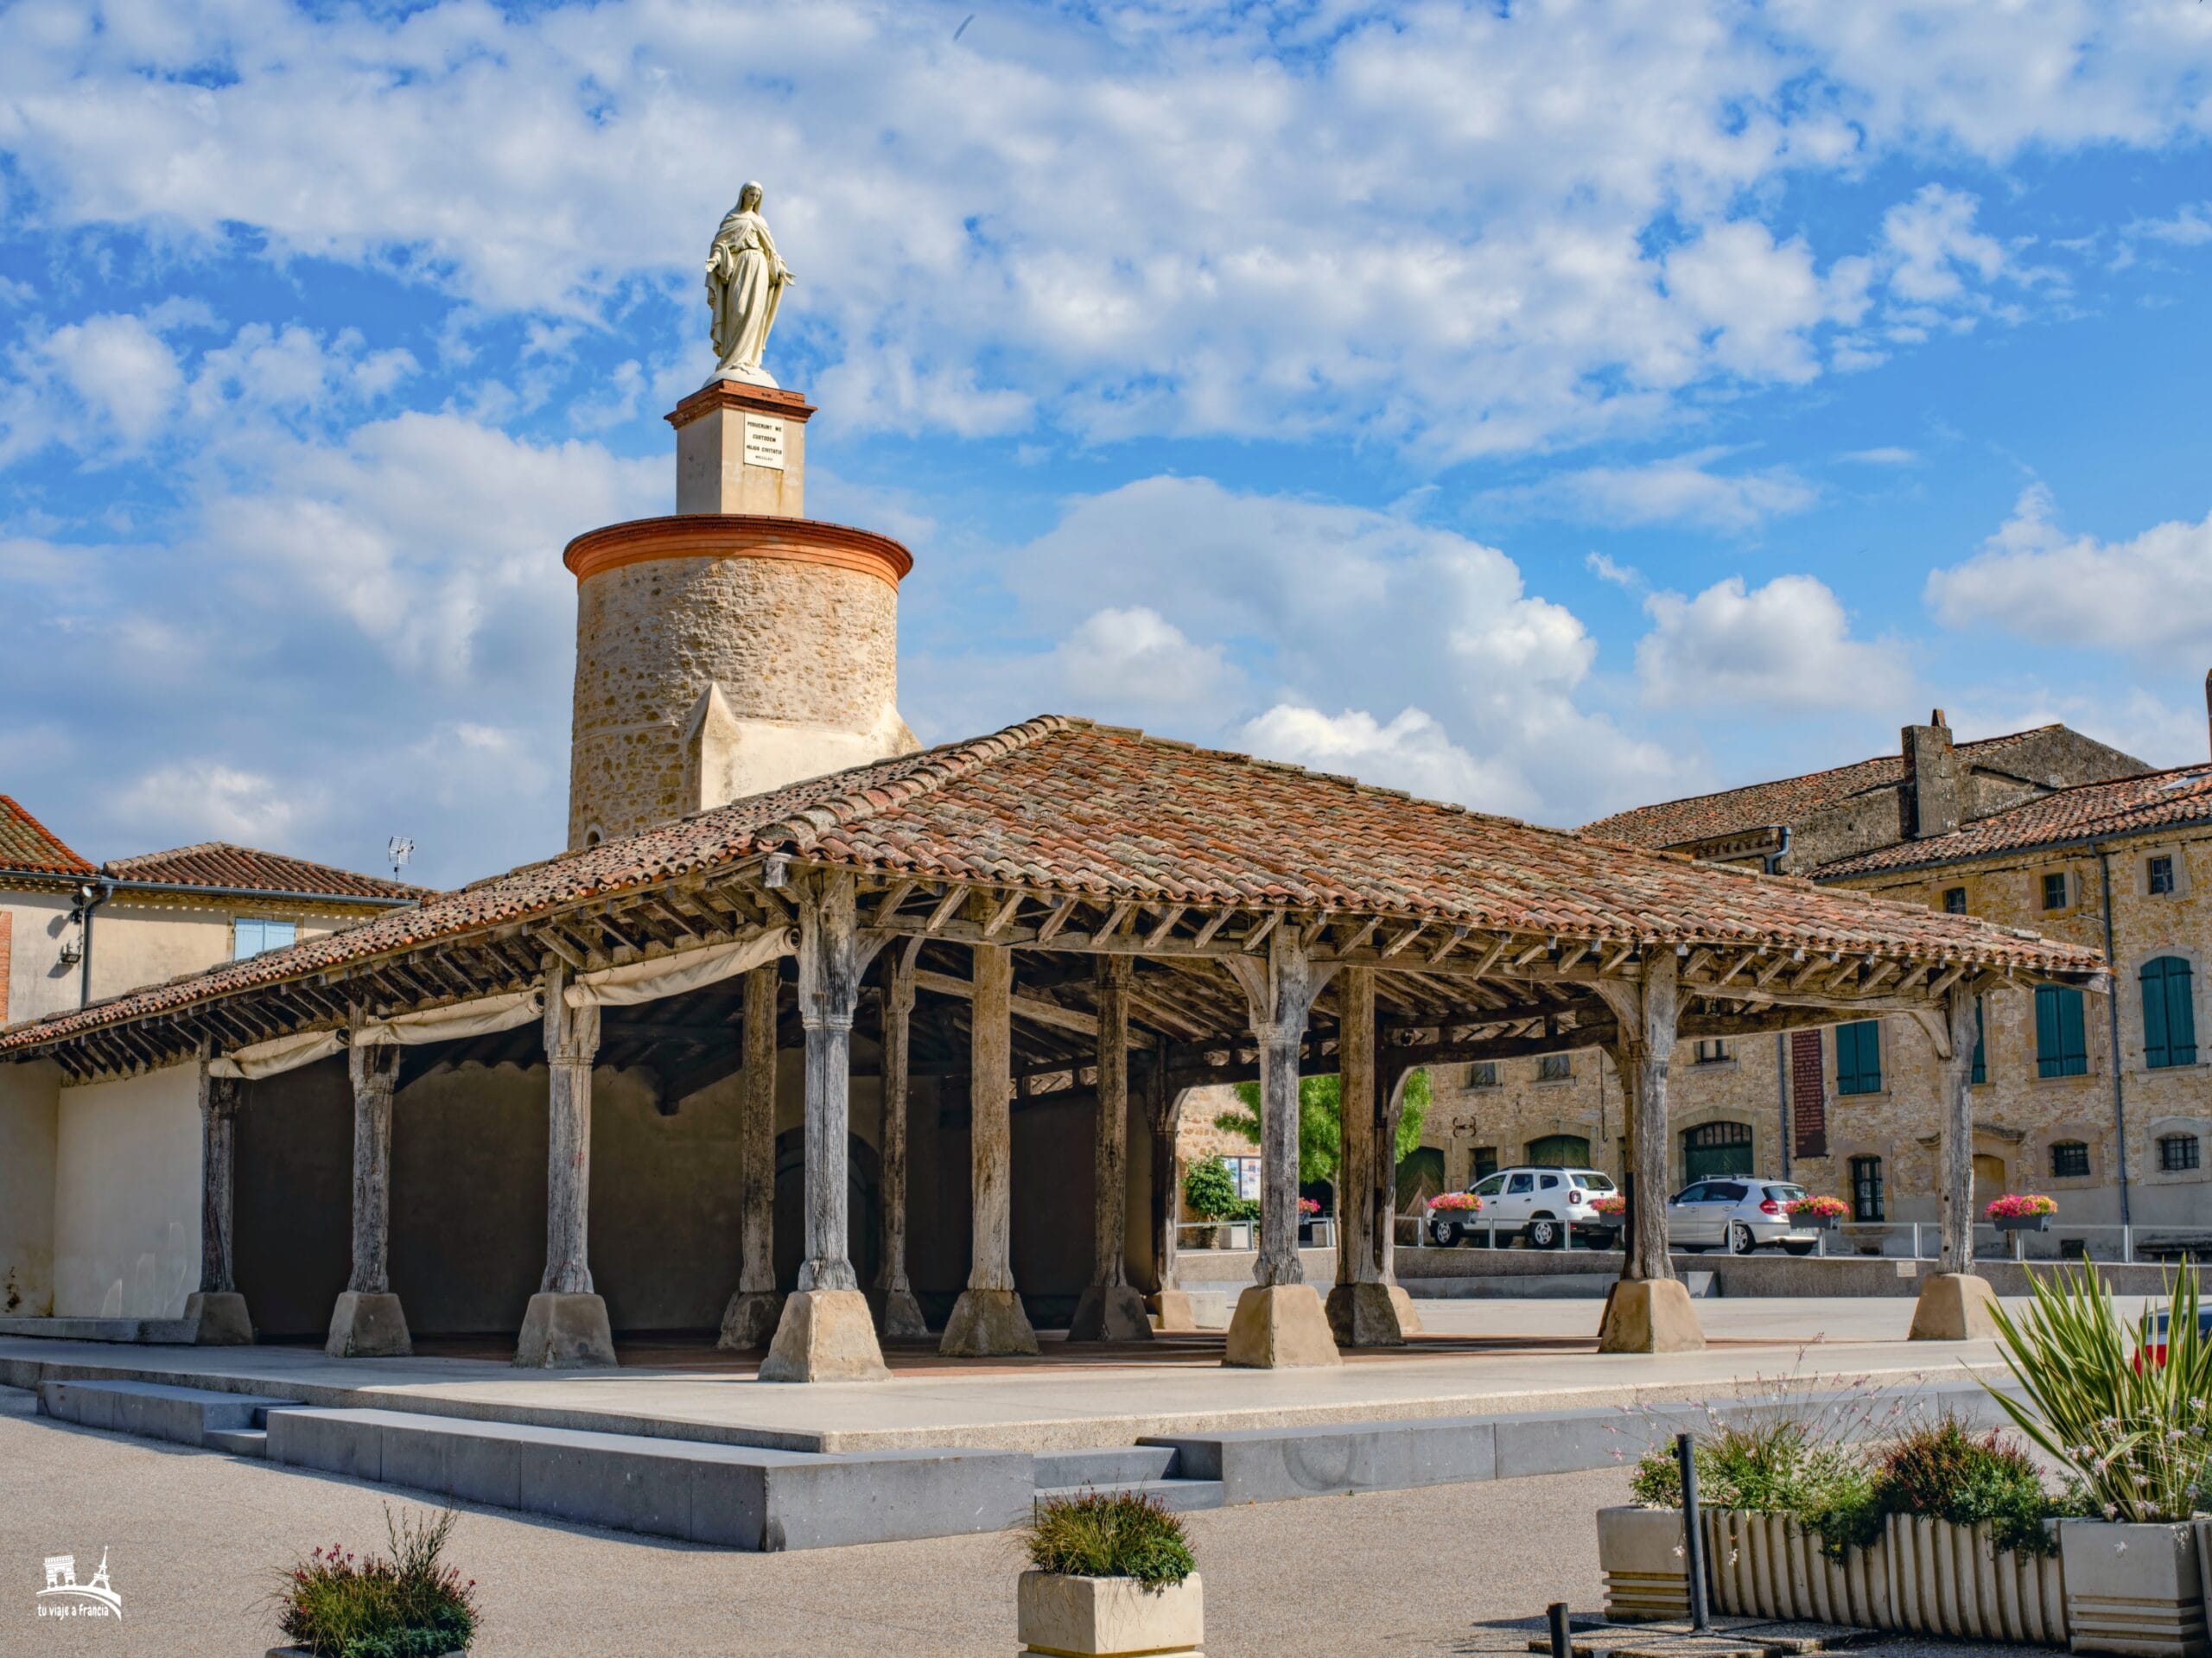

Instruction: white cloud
[0,313,183,459]
[1053,607,1243,715]
[2128,203,2212,247]
[1487,448,1818,532]
[1638,575,1907,711]
[1925,486,2212,657]
[1585,551,1643,589]
[1838,446,1918,466]
[1879,185,2007,306]
[1239,705,1537,817]
[112,761,310,847]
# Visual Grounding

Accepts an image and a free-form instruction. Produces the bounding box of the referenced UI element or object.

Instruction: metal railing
[1175,1218,1334,1249]
[1395,1214,2211,1262]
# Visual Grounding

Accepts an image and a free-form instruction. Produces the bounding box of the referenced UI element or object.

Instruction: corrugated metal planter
[1701,1509,1895,1628]
[2061,1520,2209,1658]
[1886,1515,2065,1645]
[1598,1506,1691,1623]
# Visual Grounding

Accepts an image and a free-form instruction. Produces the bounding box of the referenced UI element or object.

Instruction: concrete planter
[1017,1570,1203,1656]
[1598,1506,1691,1623]
[1886,1515,2066,1646]
[2061,1519,2210,1658]
[1703,1508,1895,1628]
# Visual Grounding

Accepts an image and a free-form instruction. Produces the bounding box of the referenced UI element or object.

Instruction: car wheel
[1726,1222,1755,1255]
[1430,1219,1457,1247]
[1525,1217,1561,1250]
[1780,1241,1816,1256]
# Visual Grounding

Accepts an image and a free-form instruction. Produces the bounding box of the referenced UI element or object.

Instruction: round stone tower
[564,382,918,848]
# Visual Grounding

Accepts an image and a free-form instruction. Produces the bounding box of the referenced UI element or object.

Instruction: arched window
[1681,1120,1753,1181]
[2035,985,2088,1077]
[2157,1134,2200,1173]
[1850,1155,1884,1222]
[2140,957,2198,1070]
[2050,1140,2091,1179]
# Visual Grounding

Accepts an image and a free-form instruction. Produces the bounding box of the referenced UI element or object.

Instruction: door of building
[1524,1134,1590,1168]
[1681,1120,1754,1183]
[1973,1153,2007,1207]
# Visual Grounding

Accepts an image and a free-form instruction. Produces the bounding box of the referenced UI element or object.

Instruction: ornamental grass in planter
[1019,1490,1202,1658]
[270,1508,479,1658]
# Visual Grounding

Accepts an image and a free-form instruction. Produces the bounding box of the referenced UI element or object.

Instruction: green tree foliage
[1213,1069,1432,1187]
[1179,1155,1240,1221]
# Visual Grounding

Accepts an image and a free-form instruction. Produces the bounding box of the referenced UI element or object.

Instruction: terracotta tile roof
[103,842,433,902]
[1579,727,2062,849]
[0,796,95,878]
[1816,763,2212,880]
[0,716,2102,1056]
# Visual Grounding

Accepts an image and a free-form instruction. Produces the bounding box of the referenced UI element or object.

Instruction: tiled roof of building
[0,796,95,878]
[1817,763,2212,879]
[0,716,2102,1056]
[1578,727,2061,849]
[103,842,432,902]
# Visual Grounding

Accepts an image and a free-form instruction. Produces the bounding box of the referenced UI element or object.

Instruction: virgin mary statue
[705,182,795,386]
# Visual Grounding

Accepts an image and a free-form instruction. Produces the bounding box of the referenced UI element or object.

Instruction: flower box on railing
[1986,1194,2058,1233]
[1996,1214,2051,1234]
[1785,1196,1848,1231]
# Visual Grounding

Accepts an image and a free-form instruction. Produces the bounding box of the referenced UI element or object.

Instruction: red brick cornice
[563,515,913,589]
[664,382,817,429]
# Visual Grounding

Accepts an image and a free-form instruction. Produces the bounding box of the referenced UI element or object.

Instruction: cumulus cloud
[112,761,311,847]
[1053,607,1244,715]
[1926,486,2212,657]
[1486,449,1818,532]
[1239,705,1538,817]
[1637,575,1907,711]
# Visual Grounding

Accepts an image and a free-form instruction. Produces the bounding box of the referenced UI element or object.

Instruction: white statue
[704,182,795,386]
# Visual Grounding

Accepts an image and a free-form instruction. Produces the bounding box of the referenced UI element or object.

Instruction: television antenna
[387,835,414,880]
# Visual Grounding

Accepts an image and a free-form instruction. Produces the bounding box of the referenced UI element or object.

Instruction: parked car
[2133,1305,2212,1370]
[1665,1178,1820,1255]
[1427,1166,1619,1249]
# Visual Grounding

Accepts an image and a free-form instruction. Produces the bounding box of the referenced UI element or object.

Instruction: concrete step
[37,1378,283,1449]
[1033,1445,1180,1488]
[0,1315,198,1343]
[264,1406,1033,1552]
[205,1426,270,1458]
[1035,1477,1224,1513]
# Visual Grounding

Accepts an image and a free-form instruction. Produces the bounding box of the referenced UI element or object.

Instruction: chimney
[1903,708,1961,840]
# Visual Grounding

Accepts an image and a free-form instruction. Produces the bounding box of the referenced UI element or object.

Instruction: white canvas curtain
[207,1029,345,1080]
[352,988,545,1047]
[563,925,796,1007]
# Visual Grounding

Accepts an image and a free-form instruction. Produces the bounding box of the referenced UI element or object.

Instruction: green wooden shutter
[1971,996,1986,1085]
[2143,958,2196,1070]
[2037,986,2088,1077]
[1837,1020,1882,1095]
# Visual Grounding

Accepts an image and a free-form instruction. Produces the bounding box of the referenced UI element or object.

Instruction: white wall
[3,893,80,1026]
[54,1063,201,1318]
[0,1058,60,1315]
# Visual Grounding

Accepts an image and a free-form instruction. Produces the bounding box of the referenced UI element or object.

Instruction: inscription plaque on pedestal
[743,415,786,471]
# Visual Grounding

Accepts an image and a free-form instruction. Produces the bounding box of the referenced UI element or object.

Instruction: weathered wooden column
[1147,1043,1200,1331]
[1071,956,1152,1341]
[719,962,785,1348]
[183,1058,253,1344]
[1222,925,1340,1367]
[1910,984,2000,1340]
[517,963,617,1368]
[1372,1060,1424,1334]
[872,939,928,1337]
[942,927,1039,1355]
[1325,967,1402,1346]
[325,1039,412,1357]
[761,869,890,1381]
[1593,951,1701,1352]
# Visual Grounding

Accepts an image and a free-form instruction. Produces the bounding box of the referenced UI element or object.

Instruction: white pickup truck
[1426,1165,1621,1249]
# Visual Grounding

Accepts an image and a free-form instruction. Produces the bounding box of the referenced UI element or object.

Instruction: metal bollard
[1676,1431,1710,1631]
[1548,1600,1573,1658]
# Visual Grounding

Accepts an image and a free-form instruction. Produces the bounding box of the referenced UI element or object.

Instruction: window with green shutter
[1836,1020,1883,1095]
[1971,995,1986,1085]
[2036,985,2089,1077]
[2141,956,2197,1070]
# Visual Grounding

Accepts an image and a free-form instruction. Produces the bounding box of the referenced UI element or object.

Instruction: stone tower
[564,382,919,848]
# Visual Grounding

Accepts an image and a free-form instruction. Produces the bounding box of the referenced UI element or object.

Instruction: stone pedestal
[717,1288,786,1350]
[1388,1285,1425,1335]
[867,1286,931,1338]
[1325,1280,1406,1348]
[1068,1285,1154,1343]
[1147,1289,1198,1332]
[758,1289,891,1382]
[184,1291,254,1346]
[514,1291,618,1369]
[941,1287,1039,1357]
[1597,1278,1706,1354]
[1908,1272,2000,1341]
[669,381,813,517]
[324,1291,411,1358]
[1224,1284,1341,1369]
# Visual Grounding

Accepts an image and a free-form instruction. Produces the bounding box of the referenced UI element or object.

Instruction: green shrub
[1180,1158,1239,1222]
[1025,1490,1196,1591]
[1873,1419,2063,1555]
[1630,1419,1879,1558]
[276,1507,479,1658]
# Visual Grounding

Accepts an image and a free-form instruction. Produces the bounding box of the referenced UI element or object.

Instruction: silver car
[1666,1177,1820,1255]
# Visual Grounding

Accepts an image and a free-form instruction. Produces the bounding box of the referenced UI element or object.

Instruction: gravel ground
[1,1387,2065,1658]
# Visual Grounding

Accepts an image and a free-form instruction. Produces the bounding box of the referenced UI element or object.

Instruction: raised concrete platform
[37,1377,302,1452]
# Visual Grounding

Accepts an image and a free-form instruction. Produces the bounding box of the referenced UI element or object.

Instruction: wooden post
[1070,956,1151,1340]
[760,869,889,1381]
[1326,966,1402,1345]
[1594,952,1701,1353]
[1909,984,1999,1339]
[1222,927,1340,1367]
[717,961,784,1348]
[515,963,617,1367]
[1146,1045,1200,1330]
[1376,1062,1408,1286]
[874,939,928,1336]
[941,931,1039,1354]
[326,1039,412,1356]
[183,1059,254,1344]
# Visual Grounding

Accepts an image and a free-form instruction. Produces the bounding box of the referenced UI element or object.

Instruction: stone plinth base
[1068,1284,1154,1343]
[514,1292,618,1369]
[717,1288,785,1350]
[1224,1284,1341,1369]
[324,1291,411,1358]
[940,1287,1039,1357]
[1147,1289,1198,1331]
[1908,1272,2000,1341]
[1597,1278,1706,1353]
[1325,1280,1406,1347]
[868,1285,930,1339]
[1388,1285,1424,1335]
[760,1289,891,1382]
[184,1291,254,1346]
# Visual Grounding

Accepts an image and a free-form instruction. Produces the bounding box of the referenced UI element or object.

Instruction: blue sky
[3,0,2209,888]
